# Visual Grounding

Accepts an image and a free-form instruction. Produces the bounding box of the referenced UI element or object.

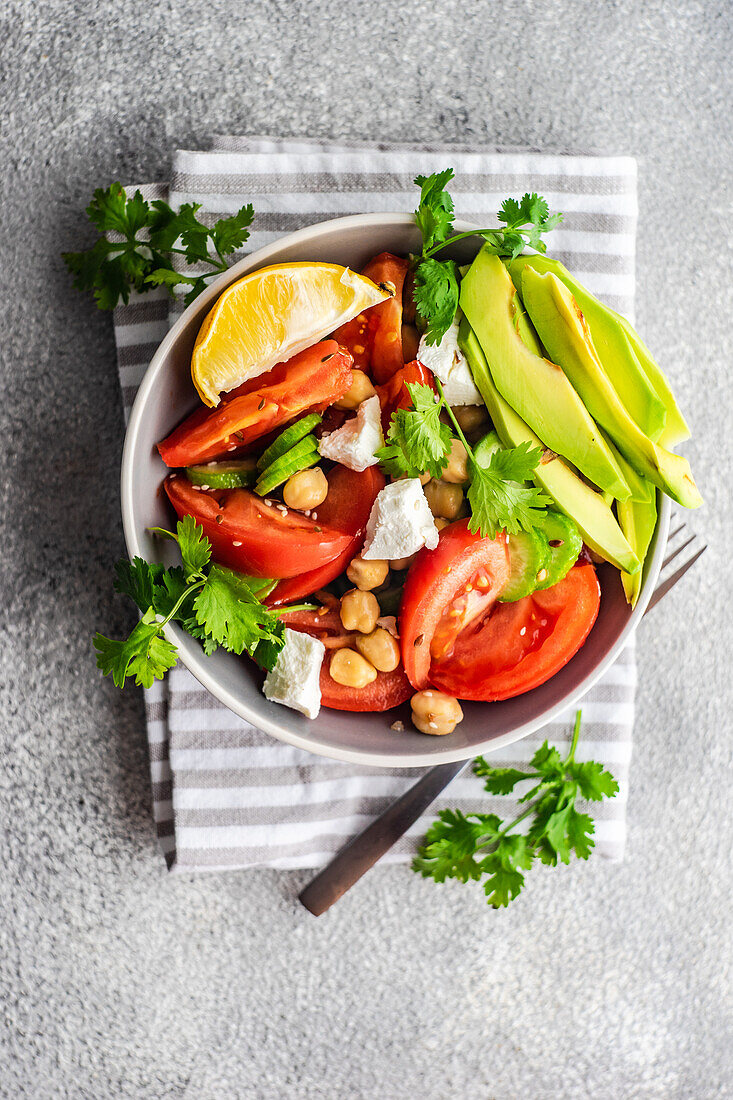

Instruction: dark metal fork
[299,518,706,915]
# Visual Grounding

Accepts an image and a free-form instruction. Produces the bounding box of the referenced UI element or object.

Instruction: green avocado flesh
[458,318,640,574]
[617,493,658,607]
[519,268,701,510]
[460,249,630,499]
[507,253,690,447]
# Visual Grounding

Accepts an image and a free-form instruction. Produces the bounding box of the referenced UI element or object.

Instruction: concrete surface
[1,1,732,1097]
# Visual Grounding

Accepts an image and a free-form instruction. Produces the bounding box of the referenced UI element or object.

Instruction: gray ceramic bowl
[121,213,669,766]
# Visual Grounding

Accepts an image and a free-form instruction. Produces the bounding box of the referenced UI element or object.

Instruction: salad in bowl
[96,172,700,759]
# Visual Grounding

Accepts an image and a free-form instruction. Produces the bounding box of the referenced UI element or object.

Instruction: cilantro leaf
[413,711,618,907]
[412,257,460,345]
[94,609,178,688]
[414,170,455,251]
[211,204,255,255]
[176,515,211,578]
[378,382,452,480]
[567,759,620,802]
[193,564,282,658]
[473,761,532,795]
[112,557,165,612]
[64,185,256,311]
[467,449,552,539]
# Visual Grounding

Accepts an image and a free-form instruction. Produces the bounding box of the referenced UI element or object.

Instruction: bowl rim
[121,211,670,767]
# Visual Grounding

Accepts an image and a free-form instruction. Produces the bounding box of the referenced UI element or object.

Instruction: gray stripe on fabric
[170,171,635,197]
[172,765,423,787]
[152,781,172,802]
[148,742,171,763]
[116,342,160,367]
[168,726,280,750]
[121,385,141,408]
[145,700,168,723]
[113,298,170,326]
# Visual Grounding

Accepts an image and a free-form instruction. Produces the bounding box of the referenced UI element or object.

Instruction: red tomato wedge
[332,253,409,384]
[157,341,353,467]
[164,473,353,579]
[320,658,413,712]
[376,360,435,433]
[278,605,412,712]
[429,562,601,701]
[266,466,385,604]
[399,521,511,690]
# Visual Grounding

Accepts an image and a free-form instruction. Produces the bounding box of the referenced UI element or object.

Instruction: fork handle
[298,758,470,915]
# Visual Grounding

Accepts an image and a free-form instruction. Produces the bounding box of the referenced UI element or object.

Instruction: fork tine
[667,522,686,540]
[647,545,707,611]
[662,533,696,569]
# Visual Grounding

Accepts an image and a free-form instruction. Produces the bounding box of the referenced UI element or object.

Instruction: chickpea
[340,588,380,633]
[442,438,469,484]
[391,552,417,571]
[329,648,377,689]
[452,404,490,439]
[282,467,328,511]
[424,478,464,520]
[334,370,376,410]
[346,555,389,592]
[355,627,401,672]
[410,690,464,736]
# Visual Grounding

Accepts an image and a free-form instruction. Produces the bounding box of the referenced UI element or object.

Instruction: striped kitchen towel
[113,137,638,873]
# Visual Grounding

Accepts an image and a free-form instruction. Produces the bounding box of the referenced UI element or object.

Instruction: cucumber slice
[256,414,322,472]
[473,430,502,468]
[255,437,321,496]
[499,530,550,602]
[535,511,583,590]
[186,459,257,489]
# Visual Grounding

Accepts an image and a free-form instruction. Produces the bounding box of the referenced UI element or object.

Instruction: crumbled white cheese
[317,395,384,472]
[417,319,483,406]
[362,479,439,561]
[263,628,325,720]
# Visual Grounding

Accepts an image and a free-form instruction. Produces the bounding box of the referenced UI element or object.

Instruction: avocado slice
[519,268,702,510]
[507,254,690,446]
[460,250,630,500]
[458,318,640,574]
[617,494,658,607]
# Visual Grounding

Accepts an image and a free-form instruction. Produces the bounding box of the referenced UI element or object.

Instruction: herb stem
[565,709,583,765]
[423,228,501,259]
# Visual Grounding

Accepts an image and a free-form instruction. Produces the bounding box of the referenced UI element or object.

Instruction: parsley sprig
[412,169,563,343]
[413,712,619,907]
[94,516,290,688]
[63,182,254,309]
[376,380,551,538]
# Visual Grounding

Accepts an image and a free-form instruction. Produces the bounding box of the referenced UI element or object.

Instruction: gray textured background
[1,1,732,1097]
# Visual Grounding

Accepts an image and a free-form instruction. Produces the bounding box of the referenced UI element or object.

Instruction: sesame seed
[199,484,210,491]
[215,515,223,524]
[233,541,242,547]
[428,721,438,730]
[169,473,177,480]
[520,627,526,636]
[311,512,317,520]
[228,445,237,452]
[304,510,311,518]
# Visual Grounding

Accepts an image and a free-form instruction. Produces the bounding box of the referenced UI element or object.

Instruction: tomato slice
[164,473,353,578]
[333,253,409,384]
[266,466,385,604]
[376,360,435,433]
[399,520,511,690]
[429,562,601,701]
[320,658,413,712]
[158,341,353,467]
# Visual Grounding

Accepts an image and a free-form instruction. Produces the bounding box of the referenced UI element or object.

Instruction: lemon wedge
[191,262,391,406]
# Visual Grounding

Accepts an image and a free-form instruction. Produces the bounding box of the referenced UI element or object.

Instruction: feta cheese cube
[318,395,384,472]
[362,478,439,561]
[417,319,483,406]
[263,628,325,720]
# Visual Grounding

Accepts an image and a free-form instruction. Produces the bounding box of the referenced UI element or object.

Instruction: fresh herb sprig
[413,712,619,907]
[94,516,289,688]
[376,380,551,538]
[63,182,254,309]
[412,170,563,343]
